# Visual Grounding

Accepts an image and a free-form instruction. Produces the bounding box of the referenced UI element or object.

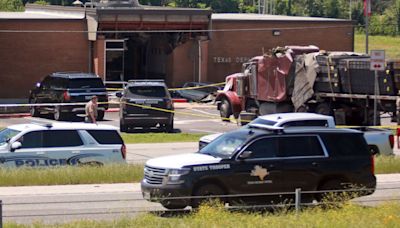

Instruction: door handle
[36,152,45,155]
[72,151,80,154]
[269,164,275,168]
[312,162,319,167]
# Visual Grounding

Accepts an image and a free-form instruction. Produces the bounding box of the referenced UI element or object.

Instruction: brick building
[0,2,354,102]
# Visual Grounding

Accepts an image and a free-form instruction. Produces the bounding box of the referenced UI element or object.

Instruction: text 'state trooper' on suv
[29,72,108,121]
[117,80,174,133]
[141,125,376,210]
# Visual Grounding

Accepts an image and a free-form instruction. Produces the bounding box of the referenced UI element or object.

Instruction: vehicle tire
[161,202,187,210]
[29,100,40,117]
[315,102,332,116]
[219,99,232,121]
[120,120,128,132]
[191,183,225,208]
[97,110,105,121]
[166,120,174,133]
[54,106,68,121]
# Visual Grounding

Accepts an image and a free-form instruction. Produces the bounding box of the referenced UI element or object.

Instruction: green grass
[375,156,400,174]
[5,202,400,228]
[120,133,206,144]
[0,156,398,187]
[0,164,143,186]
[355,33,400,59]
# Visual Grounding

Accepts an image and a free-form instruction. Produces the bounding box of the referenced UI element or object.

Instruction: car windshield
[249,118,277,126]
[199,132,248,158]
[128,86,166,97]
[0,128,20,146]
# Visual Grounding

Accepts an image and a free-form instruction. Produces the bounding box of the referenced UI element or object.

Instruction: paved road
[0,103,240,134]
[1,174,400,224]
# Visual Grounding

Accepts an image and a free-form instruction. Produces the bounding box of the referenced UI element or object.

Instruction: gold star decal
[251,165,269,181]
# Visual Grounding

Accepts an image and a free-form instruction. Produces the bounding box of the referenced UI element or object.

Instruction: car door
[40,130,86,166]
[278,135,328,192]
[5,130,46,167]
[228,137,285,197]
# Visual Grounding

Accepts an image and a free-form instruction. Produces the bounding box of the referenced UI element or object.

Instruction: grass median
[0,156,399,187]
[5,202,400,227]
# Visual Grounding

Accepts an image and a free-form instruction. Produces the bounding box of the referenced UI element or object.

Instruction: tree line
[1,0,399,36]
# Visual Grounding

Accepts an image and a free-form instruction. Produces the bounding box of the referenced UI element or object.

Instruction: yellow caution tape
[106,82,226,92]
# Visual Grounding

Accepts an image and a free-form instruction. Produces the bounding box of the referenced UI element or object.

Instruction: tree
[0,0,23,11]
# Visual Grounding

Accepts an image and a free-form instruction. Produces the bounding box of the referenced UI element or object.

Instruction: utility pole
[365,0,370,54]
[349,0,352,20]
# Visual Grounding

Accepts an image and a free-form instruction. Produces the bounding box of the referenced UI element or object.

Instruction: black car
[117,80,174,132]
[141,126,376,209]
[29,72,108,121]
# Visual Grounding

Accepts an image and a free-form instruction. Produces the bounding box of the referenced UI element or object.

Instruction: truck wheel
[315,103,332,116]
[54,106,68,121]
[220,99,232,121]
[192,184,225,208]
[29,100,40,117]
[97,110,105,121]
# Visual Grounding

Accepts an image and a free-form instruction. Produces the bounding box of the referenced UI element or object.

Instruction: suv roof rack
[248,123,284,133]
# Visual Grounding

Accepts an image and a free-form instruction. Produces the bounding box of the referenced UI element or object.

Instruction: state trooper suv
[0,123,126,167]
[117,80,174,132]
[141,125,376,209]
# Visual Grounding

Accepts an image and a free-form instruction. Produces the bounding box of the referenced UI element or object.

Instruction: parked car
[199,113,394,156]
[0,122,126,167]
[29,72,108,121]
[117,80,174,133]
[141,125,376,209]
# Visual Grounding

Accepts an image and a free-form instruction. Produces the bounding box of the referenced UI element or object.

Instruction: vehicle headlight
[167,168,190,184]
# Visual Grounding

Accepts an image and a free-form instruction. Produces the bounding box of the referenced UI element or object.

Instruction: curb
[0,113,31,118]
[105,108,120,113]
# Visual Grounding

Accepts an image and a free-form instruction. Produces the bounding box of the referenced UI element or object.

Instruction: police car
[141,124,376,209]
[0,123,126,167]
[199,113,335,149]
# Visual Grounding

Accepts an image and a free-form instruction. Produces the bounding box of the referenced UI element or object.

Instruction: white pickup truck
[199,113,394,156]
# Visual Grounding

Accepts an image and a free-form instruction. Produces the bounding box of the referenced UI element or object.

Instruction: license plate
[143,191,151,200]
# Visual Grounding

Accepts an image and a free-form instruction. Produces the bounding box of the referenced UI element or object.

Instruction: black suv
[117,80,174,132]
[29,72,108,121]
[141,126,376,209]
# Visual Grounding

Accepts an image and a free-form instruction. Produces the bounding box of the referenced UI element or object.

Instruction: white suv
[0,123,126,167]
[199,113,335,149]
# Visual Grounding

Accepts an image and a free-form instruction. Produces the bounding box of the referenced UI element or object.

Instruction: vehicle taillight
[166,100,173,109]
[121,144,126,160]
[370,155,375,175]
[63,91,71,101]
[389,134,394,149]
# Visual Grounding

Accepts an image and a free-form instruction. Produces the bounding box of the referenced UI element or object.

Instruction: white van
[0,123,126,167]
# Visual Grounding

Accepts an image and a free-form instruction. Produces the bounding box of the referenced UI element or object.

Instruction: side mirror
[10,141,22,151]
[239,151,252,159]
[116,92,123,98]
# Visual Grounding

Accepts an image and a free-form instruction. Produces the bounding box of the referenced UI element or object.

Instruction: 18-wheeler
[216,45,400,126]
